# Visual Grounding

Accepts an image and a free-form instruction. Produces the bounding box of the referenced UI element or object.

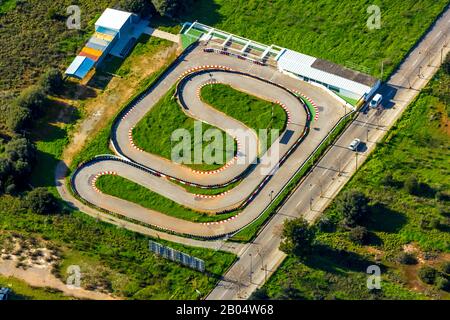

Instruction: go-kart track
[71,44,351,239]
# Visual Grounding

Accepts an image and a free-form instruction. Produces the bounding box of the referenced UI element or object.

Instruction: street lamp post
[366,128,370,142]
[269,190,274,202]
[309,197,313,211]
[355,152,358,170]
[249,253,253,284]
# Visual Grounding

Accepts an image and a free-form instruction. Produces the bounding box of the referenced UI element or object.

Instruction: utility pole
[318,179,323,198]
[249,253,253,284]
[256,248,267,283]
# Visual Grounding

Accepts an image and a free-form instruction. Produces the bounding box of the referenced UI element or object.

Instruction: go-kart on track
[71,44,350,239]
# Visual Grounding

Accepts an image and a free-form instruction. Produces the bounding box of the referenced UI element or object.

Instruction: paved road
[67,45,348,239]
[207,6,450,299]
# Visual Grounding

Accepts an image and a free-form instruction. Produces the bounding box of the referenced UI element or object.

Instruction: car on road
[348,138,361,151]
[369,93,383,108]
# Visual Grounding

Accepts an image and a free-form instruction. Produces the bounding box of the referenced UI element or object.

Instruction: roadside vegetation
[258,55,450,300]
[96,174,239,223]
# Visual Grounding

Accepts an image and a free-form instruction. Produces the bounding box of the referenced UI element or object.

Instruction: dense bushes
[0,137,36,194]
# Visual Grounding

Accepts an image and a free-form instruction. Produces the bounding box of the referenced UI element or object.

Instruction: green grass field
[132,87,236,171]
[96,174,239,223]
[261,56,450,300]
[182,0,448,80]
[200,83,287,150]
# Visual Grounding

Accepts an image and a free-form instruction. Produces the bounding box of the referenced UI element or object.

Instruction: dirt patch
[61,42,179,164]
[0,235,118,300]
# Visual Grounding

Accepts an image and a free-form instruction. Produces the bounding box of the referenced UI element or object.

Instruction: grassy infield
[263,61,450,300]
[1,0,448,299]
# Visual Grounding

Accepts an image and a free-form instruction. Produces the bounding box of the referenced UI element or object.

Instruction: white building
[276,49,380,101]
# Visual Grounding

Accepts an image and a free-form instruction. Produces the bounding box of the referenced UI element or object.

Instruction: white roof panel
[65,56,86,75]
[277,49,371,96]
[95,8,132,31]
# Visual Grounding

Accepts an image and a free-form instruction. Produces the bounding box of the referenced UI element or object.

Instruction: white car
[348,138,361,151]
[369,93,383,108]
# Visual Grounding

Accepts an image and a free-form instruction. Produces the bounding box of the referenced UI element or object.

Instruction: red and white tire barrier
[91,171,118,193]
[202,213,240,226]
[177,65,233,81]
[194,190,230,199]
[128,128,144,152]
[292,90,319,121]
[274,100,291,123]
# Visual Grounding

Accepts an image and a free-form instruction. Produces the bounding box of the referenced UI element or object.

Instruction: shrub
[348,226,369,245]
[429,217,441,230]
[24,187,59,214]
[404,175,420,195]
[336,190,369,227]
[435,276,450,292]
[396,252,418,265]
[418,266,437,285]
[279,217,315,257]
[440,261,450,274]
[381,173,395,187]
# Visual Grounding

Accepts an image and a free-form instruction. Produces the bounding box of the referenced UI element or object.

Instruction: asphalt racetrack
[71,44,348,238]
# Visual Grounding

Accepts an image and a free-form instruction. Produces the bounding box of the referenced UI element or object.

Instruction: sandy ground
[0,259,118,300]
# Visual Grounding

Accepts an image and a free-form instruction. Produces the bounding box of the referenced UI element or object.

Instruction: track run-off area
[70,44,351,240]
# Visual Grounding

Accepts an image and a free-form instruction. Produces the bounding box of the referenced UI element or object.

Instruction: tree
[6,104,30,132]
[150,0,191,17]
[24,188,59,214]
[16,85,47,116]
[279,217,314,257]
[120,0,150,14]
[250,287,269,300]
[40,68,63,94]
[336,190,369,227]
[418,266,437,285]
[348,226,369,245]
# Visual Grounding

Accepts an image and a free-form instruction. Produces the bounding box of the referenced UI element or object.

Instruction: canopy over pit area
[181,21,284,66]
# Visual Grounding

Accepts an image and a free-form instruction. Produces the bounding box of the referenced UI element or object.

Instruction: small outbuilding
[65,8,142,80]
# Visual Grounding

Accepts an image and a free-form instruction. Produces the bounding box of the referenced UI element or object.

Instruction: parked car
[348,138,361,151]
[369,93,383,108]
